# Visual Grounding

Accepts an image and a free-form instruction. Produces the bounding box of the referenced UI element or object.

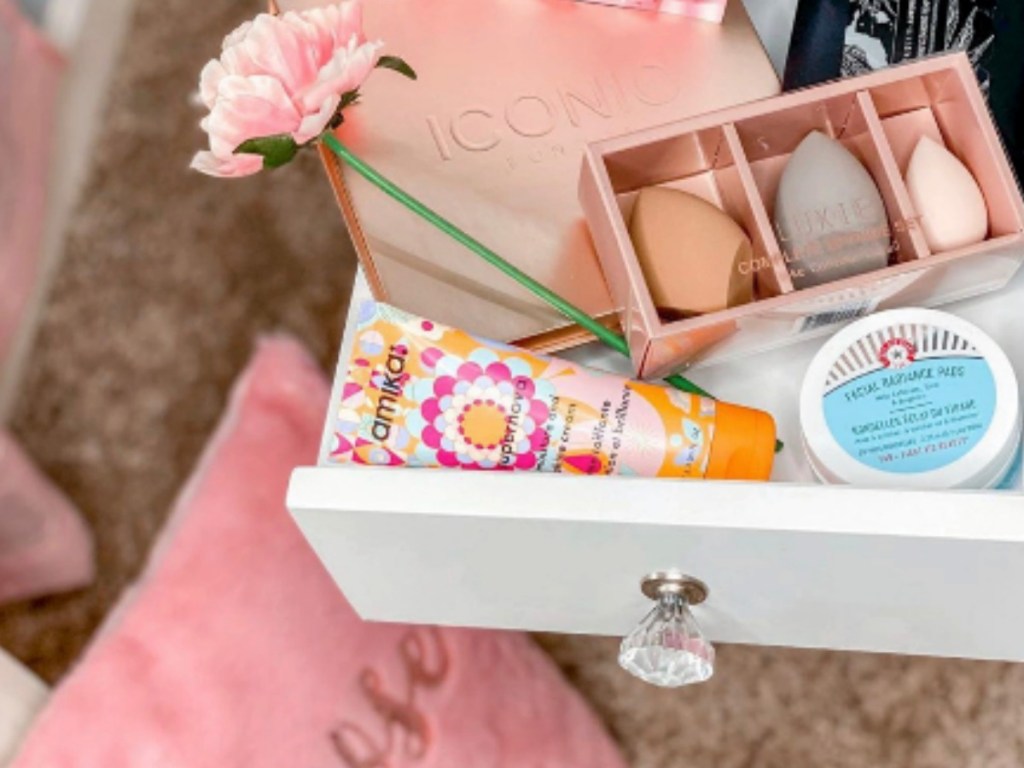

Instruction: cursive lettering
[330,628,449,767]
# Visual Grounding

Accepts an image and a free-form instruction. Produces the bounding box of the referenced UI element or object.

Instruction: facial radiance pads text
[800,309,1021,490]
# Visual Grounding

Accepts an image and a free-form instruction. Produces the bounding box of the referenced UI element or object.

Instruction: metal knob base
[640,571,709,605]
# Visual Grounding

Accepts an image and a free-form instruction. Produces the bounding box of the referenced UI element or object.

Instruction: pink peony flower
[191,1,383,178]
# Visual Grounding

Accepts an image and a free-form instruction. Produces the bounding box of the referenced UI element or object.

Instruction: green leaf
[338,89,361,110]
[376,55,417,80]
[234,134,299,169]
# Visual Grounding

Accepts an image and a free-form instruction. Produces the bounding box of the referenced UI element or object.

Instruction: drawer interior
[319,273,1024,490]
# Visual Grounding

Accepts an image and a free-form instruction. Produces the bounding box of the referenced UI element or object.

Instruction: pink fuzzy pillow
[0,430,93,606]
[10,337,625,768]
[0,0,64,390]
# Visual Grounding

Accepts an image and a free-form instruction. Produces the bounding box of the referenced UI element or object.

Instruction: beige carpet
[3,1,1024,765]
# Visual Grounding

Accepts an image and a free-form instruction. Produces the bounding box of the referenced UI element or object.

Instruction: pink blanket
[0,430,93,605]
[0,0,64,380]
[11,337,625,768]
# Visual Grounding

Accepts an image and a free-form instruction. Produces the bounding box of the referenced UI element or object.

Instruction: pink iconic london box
[279,0,779,353]
[575,0,728,22]
[579,53,1024,379]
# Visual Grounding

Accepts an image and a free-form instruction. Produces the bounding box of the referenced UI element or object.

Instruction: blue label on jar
[823,356,996,474]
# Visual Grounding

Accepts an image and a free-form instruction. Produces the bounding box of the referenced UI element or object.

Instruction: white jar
[800,309,1022,490]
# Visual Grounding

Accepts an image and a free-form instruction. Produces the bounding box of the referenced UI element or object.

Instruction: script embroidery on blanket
[330,628,449,767]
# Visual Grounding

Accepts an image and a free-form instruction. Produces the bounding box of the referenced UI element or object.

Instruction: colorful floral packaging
[327,303,776,481]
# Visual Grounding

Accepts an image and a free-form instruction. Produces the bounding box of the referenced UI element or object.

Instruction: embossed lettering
[450,108,500,151]
[559,80,613,126]
[631,64,680,106]
[425,62,688,161]
[330,628,449,768]
[505,96,557,138]
[425,116,452,161]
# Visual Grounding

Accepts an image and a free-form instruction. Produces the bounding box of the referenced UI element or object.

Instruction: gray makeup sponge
[774,131,891,289]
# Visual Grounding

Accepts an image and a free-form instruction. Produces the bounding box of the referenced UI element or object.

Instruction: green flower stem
[322,133,783,452]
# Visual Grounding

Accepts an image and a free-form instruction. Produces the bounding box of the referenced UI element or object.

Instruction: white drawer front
[290,468,1024,661]
[289,268,1024,660]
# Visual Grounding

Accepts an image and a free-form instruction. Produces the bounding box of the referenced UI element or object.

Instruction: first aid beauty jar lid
[800,309,1021,490]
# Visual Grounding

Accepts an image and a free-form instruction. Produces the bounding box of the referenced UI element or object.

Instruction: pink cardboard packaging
[281,0,778,353]
[575,0,728,23]
[579,53,1024,378]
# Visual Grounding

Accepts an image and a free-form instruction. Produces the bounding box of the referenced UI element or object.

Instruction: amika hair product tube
[326,302,776,481]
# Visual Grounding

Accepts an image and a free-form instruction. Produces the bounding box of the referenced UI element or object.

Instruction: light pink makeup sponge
[905,136,989,252]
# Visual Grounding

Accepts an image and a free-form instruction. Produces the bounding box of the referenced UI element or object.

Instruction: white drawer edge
[288,466,1024,542]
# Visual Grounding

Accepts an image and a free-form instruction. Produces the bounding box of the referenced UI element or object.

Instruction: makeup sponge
[628,187,754,320]
[905,136,988,252]
[774,131,891,289]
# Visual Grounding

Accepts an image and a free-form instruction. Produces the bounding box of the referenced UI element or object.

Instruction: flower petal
[220,40,261,79]
[198,58,227,109]
[327,1,367,49]
[222,19,253,51]
[205,74,301,159]
[239,13,319,96]
[216,19,265,80]
[281,10,333,68]
[190,150,262,178]
[293,94,339,144]
[295,1,366,62]
[296,37,382,114]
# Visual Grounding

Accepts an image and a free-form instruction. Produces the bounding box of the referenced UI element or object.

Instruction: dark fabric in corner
[783,0,1024,184]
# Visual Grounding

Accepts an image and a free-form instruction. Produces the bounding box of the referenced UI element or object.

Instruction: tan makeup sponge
[905,136,988,252]
[628,187,754,320]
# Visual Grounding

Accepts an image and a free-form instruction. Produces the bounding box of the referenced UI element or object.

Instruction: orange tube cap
[705,402,777,481]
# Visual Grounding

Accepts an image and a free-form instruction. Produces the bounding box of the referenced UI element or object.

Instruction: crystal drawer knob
[618,571,715,688]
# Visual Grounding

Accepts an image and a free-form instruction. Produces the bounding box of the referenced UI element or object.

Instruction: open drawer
[287,268,1024,663]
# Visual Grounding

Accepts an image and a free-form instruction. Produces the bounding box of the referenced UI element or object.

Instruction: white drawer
[288,269,1024,662]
